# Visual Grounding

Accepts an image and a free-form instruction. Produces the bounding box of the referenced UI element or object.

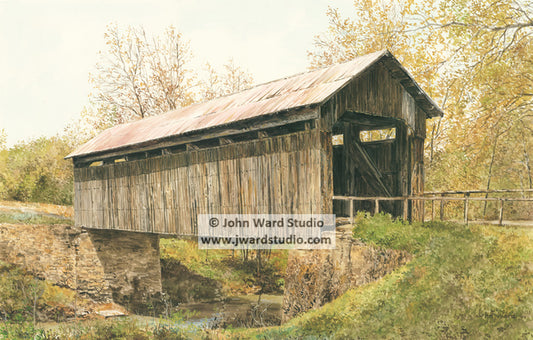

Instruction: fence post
[421,198,425,222]
[499,199,504,226]
[440,194,445,221]
[464,193,470,225]
[431,199,435,221]
[403,198,408,221]
[349,199,354,225]
[374,199,380,215]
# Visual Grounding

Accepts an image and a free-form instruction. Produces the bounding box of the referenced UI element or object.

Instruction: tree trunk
[483,134,499,216]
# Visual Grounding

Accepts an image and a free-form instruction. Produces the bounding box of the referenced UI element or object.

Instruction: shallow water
[134,294,283,329]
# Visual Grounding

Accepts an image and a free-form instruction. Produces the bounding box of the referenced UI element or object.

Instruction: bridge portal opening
[332,112,408,218]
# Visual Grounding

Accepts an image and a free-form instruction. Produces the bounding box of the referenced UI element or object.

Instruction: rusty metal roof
[67,50,442,159]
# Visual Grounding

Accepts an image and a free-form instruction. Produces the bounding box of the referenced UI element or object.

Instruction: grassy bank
[2,205,532,338]
[239,214,533,339]
[0,200,73,225]
[160,238,287,297]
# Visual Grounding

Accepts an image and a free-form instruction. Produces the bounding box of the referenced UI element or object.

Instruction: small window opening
[332,134,344,146]
[114,158,126,163]
[360,128,396,143]
[89,161,103,167]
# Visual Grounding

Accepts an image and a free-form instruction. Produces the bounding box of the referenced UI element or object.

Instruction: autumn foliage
[309,0,532,194]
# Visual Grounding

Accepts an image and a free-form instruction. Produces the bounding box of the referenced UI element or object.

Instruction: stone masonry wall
[87,229,162,306]
[282,225,412,321]
[0,224,161,306]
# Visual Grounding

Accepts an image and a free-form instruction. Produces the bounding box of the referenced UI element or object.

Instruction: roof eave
[379,51,444,118]
[66,104,320,161]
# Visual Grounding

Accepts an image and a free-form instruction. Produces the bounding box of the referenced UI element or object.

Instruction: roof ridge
[183,49,390,110]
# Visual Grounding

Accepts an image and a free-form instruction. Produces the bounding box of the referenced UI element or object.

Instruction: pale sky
[0,0,354,147]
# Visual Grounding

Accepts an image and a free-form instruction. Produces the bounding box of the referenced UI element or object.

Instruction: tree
[91,24,254,126]
[200,58,254,101]
[91,24,196,123]
[0,137,73,205]
[0,129,6,149]
[310,0,533,196]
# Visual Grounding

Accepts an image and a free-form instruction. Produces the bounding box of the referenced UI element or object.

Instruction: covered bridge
[67,50,443,236]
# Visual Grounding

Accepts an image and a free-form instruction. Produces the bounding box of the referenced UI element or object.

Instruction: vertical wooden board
[206,161,218,214]
[165,166,174,234]
[125,164,132,231]
[155,169,161,233]
[151,170,158,232]
[156,167,162,233]
[280,150,289,214]
[402,90,416,131]
[245,156,252,214]
[218,158,227,214]
[253,156,260,213]
[143,171,150,232]
[91,180,97,228]
[319,130,333,214]
[230,157,240,214]
[74,180,80,225]
[144,162,151,232]
[108,167,114,229]
[306,148,316,213]
[236,156,244,214]
[300,149,309,213]
[219,157,231,214]
[115,175,121,229]
[139,172,147,232]
[171,166,177,234]
[199,162,209,216]
[162,167,170,234]
[287,151,296,213]
[262,152,271,213]
[149,169,156,232]
[415,107,427,138]
[314,148,322,214]
[240,157,249,214]
[164,167,173,234]
[308,136,317,214]
[86,179,91,227]
[108,167,115,229]
[150,170,156,233]
[182,163,193,235]
[174,166,182,235]
[254,155,261,213]
[274,149,283,214]
[180,165,190,235]
[186,162,198,235]
[131,169,138,232]
[253,154,261,213]
[76,180,82,226]
[98,173,104,228]
[170,167,180,235]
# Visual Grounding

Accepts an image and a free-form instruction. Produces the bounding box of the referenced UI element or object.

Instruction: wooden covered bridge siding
[74,127,328,235]
[322,61,426,219]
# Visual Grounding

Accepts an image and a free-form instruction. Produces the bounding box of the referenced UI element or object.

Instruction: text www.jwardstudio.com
[199,235,332,248]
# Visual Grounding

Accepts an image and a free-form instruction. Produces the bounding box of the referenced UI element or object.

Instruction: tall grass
[252,213,533,339]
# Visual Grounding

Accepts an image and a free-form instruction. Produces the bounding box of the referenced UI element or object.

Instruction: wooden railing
[333,189,533,226]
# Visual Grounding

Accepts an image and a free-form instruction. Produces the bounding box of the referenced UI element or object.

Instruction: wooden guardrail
[333,190,533,226]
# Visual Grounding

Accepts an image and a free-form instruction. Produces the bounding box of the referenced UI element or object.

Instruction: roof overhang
[67,50,443,161]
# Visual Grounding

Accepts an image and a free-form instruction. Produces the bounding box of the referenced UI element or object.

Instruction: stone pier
[0,224,162,306]
[282,225,412,321]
